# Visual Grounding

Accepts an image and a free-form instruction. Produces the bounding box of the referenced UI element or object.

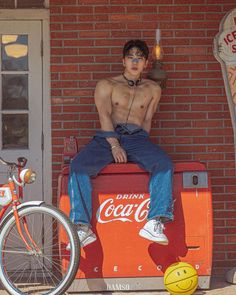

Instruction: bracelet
[111,145,119,149]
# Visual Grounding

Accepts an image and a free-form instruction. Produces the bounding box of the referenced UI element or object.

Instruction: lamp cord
[125,86,136,125]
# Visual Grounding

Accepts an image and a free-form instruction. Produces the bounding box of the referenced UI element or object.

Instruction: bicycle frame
[0,156,80,295]
[0,160,40,252]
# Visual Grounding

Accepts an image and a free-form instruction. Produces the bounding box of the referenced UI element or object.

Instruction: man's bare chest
[111,87,152,111]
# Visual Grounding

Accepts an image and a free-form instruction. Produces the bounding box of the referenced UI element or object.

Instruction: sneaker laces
[153,220,165,234]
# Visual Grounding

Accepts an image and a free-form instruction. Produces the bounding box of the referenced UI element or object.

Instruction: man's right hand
[111,145,127,163]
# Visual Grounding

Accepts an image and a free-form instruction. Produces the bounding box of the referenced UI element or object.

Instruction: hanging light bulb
[152,29,164,60]
[147,28,167,88]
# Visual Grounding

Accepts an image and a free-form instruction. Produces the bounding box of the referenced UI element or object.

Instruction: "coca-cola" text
[96,194,150,223]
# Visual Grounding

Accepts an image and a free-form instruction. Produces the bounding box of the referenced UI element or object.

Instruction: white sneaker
[66,224,97,250]
[139,219,169,245]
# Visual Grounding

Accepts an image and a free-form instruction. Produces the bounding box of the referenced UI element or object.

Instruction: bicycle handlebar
[0,157,27,169]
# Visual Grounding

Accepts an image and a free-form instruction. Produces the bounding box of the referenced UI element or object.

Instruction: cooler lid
[60,161,207,176]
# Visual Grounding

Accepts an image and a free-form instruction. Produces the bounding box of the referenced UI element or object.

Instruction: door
[0,21,43,201]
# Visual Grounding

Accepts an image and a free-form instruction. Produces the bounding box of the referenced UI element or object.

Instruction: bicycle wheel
[0,204,80,295]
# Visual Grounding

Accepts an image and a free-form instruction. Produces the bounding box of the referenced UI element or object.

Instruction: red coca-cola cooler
[58,139,213,292]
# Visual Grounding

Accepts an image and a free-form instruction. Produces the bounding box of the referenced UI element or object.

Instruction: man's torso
[107,76,154,127]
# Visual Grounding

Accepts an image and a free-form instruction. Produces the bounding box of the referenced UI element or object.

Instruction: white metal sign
[213,9,236,164]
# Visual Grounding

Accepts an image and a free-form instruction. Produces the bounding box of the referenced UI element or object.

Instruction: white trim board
[0,9,52,205]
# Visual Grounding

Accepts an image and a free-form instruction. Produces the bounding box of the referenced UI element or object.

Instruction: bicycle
[0,156,80,295]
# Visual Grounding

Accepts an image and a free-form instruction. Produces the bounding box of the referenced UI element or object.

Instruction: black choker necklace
[122,73,142,87]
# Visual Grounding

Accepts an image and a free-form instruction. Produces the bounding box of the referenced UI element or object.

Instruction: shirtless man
[67,40,173,249]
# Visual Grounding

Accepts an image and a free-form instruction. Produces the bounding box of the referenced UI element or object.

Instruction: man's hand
[111,145,127,163]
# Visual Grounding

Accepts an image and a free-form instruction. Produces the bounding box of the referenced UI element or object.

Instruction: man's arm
[142,83,161,133]
[94,79,114,132]
[94,79,127,163]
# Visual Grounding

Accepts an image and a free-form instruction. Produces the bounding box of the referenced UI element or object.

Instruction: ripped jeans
[69,124,174,226]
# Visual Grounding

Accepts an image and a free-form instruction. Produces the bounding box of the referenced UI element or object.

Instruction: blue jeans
[69,124,174,225]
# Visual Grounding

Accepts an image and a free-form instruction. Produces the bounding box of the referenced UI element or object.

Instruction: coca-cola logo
[96,194,150,223]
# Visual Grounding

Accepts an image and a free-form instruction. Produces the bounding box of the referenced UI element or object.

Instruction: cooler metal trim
[183,171,208,189]
[68,276,211,292]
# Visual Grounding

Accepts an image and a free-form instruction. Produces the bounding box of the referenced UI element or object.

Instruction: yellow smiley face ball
[164,262,198,295]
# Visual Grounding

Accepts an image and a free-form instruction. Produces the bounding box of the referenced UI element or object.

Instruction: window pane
[1,35,28,71]
[2,74,28,110]
[2,114,28,149]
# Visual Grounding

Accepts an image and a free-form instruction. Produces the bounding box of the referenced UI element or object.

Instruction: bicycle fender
[0,201,45,228]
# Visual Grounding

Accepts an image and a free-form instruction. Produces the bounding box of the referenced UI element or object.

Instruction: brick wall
[50,0,236,276]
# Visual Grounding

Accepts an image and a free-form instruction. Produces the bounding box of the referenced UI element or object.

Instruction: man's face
[123,47,148,77]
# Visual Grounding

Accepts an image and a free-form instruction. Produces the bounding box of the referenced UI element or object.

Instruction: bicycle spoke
[0,205,79,295]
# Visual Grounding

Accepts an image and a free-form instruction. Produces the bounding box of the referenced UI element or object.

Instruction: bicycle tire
[0,204,80,295]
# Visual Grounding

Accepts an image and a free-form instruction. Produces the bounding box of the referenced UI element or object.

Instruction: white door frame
[0,9,52,205]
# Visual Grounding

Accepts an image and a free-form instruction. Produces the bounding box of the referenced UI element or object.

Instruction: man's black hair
[123,39,149,60]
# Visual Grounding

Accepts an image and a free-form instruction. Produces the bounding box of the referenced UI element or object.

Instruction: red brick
[174,13,205,21]
[51,31,78,39]
[79,47,110,55]
[50,15,77,22]
[175,145,206,152]
[50,6,62,13]
[110,14,141,21]
[141,14,172,21]
[143,0,172,3]
[52,81,78,88]
[51,48,78,55]
[175,47,206,55]
[174,30,205,38]
[174,0,206,3]
[159,5,189,13]
[79,31,110,38]
[80,64,110,72]
[207,111,231,119]
[191,55,217,62]
[193,137,224,144]
[111,31,142,38]
[95,6,125,13]
[51,40,63,47]
[63,23,93,30]
[80,113,99,121]
[51,57,62,63]
[62,6,93,14]
[63,122,94,129]
[50,0,76,4]
[63,56,94,63]
[161,22,191,30]
[51,89,62,96]
[191,5,222,12]
[191,88,222,95]
[160,137,193,144]
[95,23,126,30]
[78,14,109,22]
[223,4,236,12]
[63,105,94,113]
[165,38,190,46]
[175,80,206,87]
[192,21,220,29]
[176,129,207,136]
[64,40,94,47]
[127,6,158,13]
[60,73,91,80]
[51,65,78,72]
[191,104,223,112]
[79,0,108,3]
